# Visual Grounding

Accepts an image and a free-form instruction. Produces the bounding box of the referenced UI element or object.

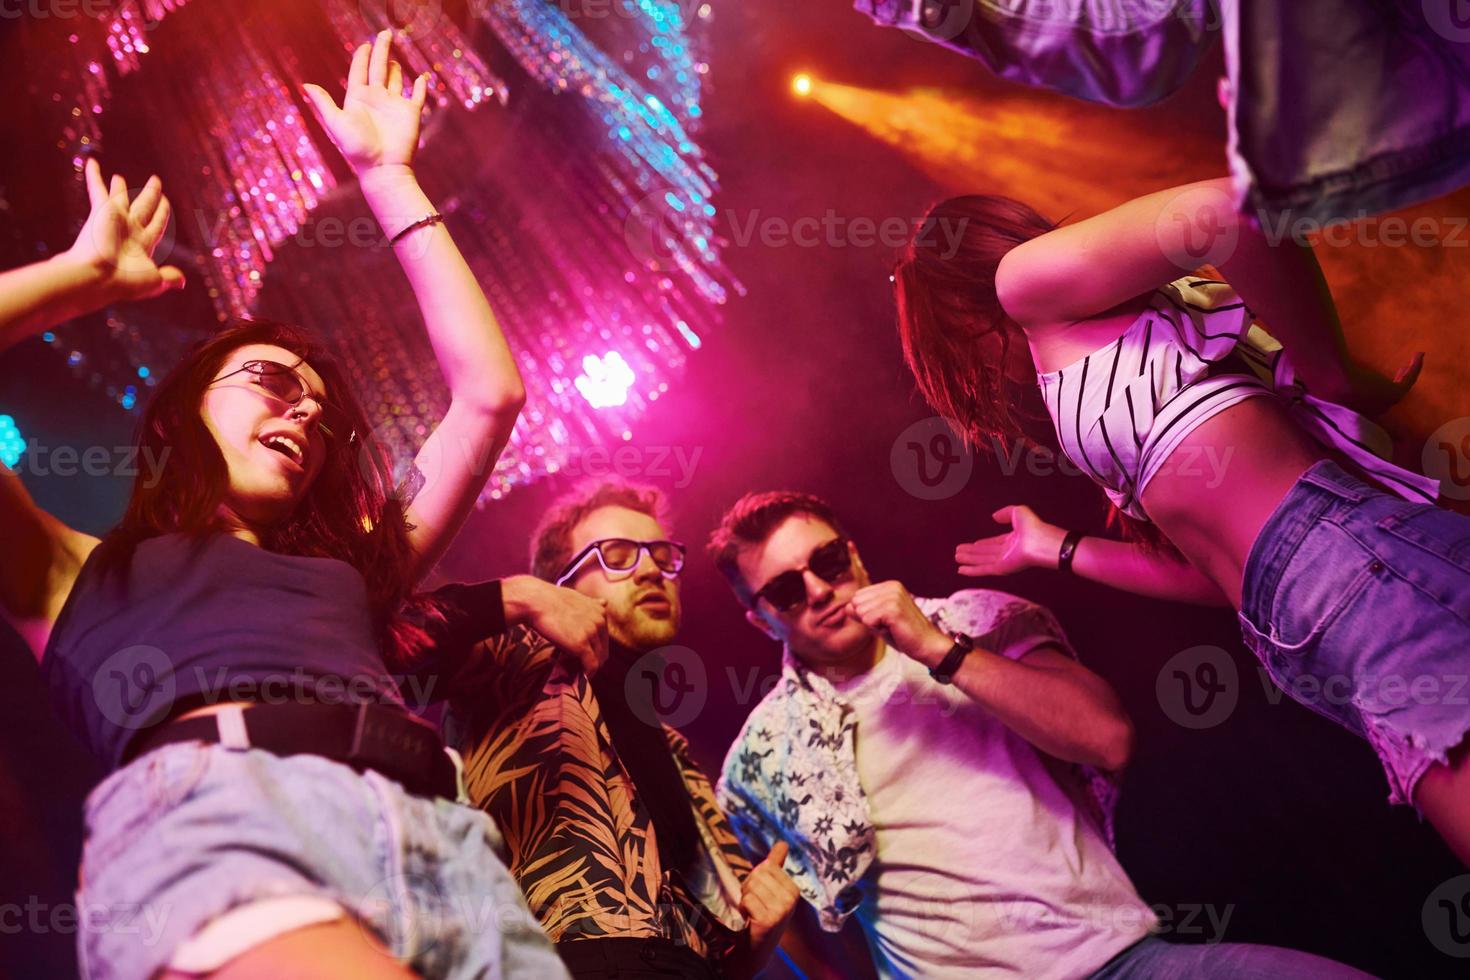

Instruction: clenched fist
[847,580,952,668]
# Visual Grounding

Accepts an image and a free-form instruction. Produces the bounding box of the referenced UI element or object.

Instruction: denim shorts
[75,742,569,979]
[1238,460,1470,809]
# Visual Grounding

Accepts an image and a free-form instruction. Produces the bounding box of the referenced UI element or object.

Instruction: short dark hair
[530,480,670,581]
[706,490,845,602]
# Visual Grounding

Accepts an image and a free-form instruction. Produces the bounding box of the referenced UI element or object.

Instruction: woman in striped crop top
[893,178,1470,866]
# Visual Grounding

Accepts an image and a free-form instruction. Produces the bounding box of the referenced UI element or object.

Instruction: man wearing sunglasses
[445,480,799,979]
[708,491,1365,980]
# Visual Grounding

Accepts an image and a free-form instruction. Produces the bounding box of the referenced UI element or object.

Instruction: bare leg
[1415,737,1470,868]
[159,919,417,980]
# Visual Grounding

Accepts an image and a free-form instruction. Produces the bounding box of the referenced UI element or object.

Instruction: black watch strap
[1058,529,1086,575]
[929,632,974,685]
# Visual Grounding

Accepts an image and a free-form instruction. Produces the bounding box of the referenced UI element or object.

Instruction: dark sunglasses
[750,537,852,612]
[555,538,687,587]
[212,359,353,444]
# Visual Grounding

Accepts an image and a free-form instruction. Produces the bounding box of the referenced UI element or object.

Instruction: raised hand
[955,505,1065,577]
[66,158,186,304]
[740,841,802,970]
[302,29,429,175]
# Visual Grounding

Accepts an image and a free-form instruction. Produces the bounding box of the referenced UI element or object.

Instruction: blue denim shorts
[1238,460,1470,809]
[75,742,569,979]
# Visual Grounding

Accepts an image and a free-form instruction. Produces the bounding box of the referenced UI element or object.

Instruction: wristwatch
[928,632,974,685]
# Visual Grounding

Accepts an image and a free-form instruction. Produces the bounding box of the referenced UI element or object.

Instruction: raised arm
[303,31,525,581]
[997,178,1419,413]
[1,159,184,351]
[955,505,1230,606]
[0,158,183,658]
[848,582,1134,771]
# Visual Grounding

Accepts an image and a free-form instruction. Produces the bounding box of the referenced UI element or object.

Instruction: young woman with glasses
[893,179,1470,866]
[0,32,580,978]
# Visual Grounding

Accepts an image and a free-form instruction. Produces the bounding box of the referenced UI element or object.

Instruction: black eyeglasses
[555,538,687,587]
[211,359,353,443]
[750,537,852,612]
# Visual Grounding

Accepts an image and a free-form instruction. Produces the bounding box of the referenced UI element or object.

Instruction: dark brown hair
[895,195,1174,552]
[99,318,433,665]
[893,195,1057,448]
[530,480,669,582]
[706,490,845,603]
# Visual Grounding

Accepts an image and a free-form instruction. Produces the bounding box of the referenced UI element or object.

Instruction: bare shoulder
[0,465,100,662]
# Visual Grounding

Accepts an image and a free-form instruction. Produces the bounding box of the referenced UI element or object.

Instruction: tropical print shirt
[445,626,752,962]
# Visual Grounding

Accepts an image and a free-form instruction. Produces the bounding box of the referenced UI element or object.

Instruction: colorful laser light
[792,73,813,98]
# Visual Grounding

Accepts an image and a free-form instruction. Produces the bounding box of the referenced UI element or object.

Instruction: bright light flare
[575,351,637,410]
[791,73,813,98]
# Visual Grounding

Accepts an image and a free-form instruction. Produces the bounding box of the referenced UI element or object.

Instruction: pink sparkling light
[574,352,637,410]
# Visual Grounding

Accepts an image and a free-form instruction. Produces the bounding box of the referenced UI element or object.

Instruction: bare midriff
[1139,396,1330,608]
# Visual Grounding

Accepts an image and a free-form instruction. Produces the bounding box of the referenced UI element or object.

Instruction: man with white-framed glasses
[445,480,799,979]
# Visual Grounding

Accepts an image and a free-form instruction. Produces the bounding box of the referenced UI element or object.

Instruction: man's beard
[608,603,679,652]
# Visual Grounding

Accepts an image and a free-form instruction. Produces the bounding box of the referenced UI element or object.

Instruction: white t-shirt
[830,644,1156,979]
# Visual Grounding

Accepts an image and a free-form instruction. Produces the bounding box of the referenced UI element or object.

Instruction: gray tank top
[42,532,404,770]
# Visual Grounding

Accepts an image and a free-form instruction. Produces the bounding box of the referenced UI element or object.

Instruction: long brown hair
[894,194,1058,447]
[99,319,434,665]
[895,195,1172,550]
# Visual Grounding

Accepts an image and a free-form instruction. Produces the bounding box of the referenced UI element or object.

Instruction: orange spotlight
[791,73,813,98]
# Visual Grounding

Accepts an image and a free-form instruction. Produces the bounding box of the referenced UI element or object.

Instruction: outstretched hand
[955,505,1065,577]
[302,29,429,175]
[66,158,185,303]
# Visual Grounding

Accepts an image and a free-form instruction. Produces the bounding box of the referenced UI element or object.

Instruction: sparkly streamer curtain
[42,0,736,500]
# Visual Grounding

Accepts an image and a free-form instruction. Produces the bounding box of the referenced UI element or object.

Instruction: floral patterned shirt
[716,589,1119,932]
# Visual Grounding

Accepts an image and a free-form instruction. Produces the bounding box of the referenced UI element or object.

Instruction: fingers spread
[411,72,429,110]
[84,158,107,208]
[130,175,162,227]
[368,29,392,87]
[142,195,172,248]
[109,173,128,207]
[348,42,371,88]
[301,83,339,120]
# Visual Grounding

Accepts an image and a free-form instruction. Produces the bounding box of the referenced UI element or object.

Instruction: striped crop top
[1036,278,1440,521]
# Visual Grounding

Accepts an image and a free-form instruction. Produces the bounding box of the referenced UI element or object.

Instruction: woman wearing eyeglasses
[892,179,1470,866]
[0,33,578,979]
